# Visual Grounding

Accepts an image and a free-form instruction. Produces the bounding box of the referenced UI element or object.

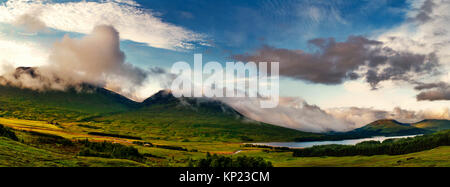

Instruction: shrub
[77,140,143,161]
[87,132,142,140]
[155,144,188,151]
[189,153,273,167]
[240,136,254,142]
[132,141,153,147]
[26,131,73,146]
[0,124,18,141]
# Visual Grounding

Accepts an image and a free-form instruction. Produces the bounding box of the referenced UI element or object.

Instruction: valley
[0,85,449,167]
[1,114,449,167]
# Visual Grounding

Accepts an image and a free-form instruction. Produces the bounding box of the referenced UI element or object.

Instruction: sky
[0,0,449,132]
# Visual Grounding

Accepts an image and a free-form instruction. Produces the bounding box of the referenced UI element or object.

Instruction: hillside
[412,119,450,131]
[345,119,431,137]
[94,90,323,142]
[0,136,145,167]
[0,82,324,142]
[1,122,449,167]
[142,90,242,117]
[0,85,140,122]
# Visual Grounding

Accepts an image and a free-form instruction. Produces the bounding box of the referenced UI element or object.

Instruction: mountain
[4,68,445,142]
[0,67,141,121]
[95,90,322,142]
[345,119,431,137]
[0,84,140,122]
[142,90,243,117]
[412,119,450,131]
[0,84,323,142]
[0,67,324,142]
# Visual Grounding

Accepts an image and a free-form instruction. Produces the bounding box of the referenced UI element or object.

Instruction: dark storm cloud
[417,88,450,101]
[233,36,439,88]
[414,81,449,90]
[415,82,450,101]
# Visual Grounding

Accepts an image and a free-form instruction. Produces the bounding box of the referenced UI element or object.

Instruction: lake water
[253,135,420,148]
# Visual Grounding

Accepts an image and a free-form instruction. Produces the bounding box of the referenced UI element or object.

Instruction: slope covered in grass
[413,119,450,131]
[0,137,146,167]
[0,85,139,122]
[0,85,324,142]
[345,119,431,137]
[94,90,324,142]
[244,146,450,167]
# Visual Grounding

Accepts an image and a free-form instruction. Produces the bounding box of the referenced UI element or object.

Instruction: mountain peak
[345,118,431,137]
[369,119,410,126]
[142,90,243,117]
[13,67,38,78]
[142,89,177,105]
[155,89,173,96]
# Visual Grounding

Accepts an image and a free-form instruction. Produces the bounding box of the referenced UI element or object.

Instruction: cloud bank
[233,36,439,89]
[220,96,450,132]
[13,12,47,32]
[378,0,450,100]
[0,0,206,50]
[414,81,450,101]
[326,106,450,127]
[220,97,354,133]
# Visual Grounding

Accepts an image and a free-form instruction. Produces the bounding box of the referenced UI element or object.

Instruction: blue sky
[0,0,411,65]
[135,0,409,51]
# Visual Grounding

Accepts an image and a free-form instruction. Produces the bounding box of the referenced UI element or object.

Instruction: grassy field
[1,117,449,167]
[0,137,146,167]
[240,146,450,167]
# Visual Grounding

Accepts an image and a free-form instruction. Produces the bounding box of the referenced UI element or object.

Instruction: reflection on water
[253,135,420,148]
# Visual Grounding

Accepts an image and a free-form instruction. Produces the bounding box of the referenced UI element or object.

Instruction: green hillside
[413,119,450,131]
[0,85,139,122]
[0,136,146,167]
[94,90,323,142]
[0,85,323,142]
[345,119,431,137]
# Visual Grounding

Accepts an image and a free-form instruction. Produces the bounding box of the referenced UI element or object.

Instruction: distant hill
[412,119,450,131]
[344,119,431,137]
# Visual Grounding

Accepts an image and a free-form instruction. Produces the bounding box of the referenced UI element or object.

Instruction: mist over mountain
[0,25,170,101]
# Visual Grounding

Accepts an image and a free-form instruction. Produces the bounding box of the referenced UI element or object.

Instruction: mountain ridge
[0,82,323,142]
[1,67,449,141]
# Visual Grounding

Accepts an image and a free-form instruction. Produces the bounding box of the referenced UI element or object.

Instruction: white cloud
[220,97,354,133]
[326,106,450,127]
[378,0,450,83]
[0,36,49,70]
[219,95,450,133]
[0,0,207,50]
[322,79,450,111]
